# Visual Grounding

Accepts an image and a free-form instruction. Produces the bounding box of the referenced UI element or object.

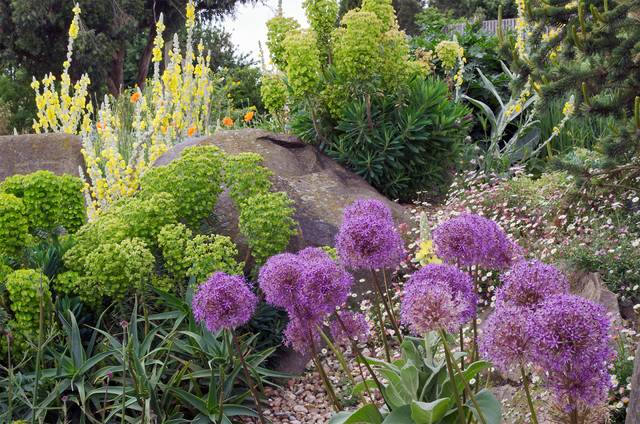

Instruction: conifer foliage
[515,0,640,178]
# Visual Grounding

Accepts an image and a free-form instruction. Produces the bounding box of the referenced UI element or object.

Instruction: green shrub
[140,148,223,227]
[0,170,85,233]
[158,223,193,281]
[0,193,29,257]
[239,192,297,265]
[185,234,243,283]
[5,269,52,351]
[266,15,301,70]
[224,153,273,206]
[320,77,471,201]
[53,270,81,297]
[283,29,322,99]
[260,74,289,117]
[82,237,155,303]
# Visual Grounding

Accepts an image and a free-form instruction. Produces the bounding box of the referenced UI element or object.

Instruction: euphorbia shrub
[0,193,29,258]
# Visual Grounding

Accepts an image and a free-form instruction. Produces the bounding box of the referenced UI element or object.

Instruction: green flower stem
[231,331,267,424]
[6,333,13,421]
[308,330,342,412]
[371,298,391,362]
[31,272,45,424]
[519,364,539,424]
[333,313,390,409]
[121,327,127,424]
[440,330,466,424]
[371,271,403,344]
[381,269,402,338]
[319,328,368,404]
[442,331,488,424]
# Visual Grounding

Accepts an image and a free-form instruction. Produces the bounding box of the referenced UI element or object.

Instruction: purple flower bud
[192,272,258,333]
[283,317,321,355]
[479,306,532,373]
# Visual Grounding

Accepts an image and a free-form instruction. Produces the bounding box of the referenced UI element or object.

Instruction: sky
[222,0,309,65]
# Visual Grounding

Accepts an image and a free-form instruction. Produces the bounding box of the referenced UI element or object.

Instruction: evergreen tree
[513,0,639,181]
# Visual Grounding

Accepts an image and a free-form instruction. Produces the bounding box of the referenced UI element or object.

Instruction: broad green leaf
[466,389,502,424]
[352,379,379,396]
[381,406,414,424]
[410,398,450,424]
[329,404,384,424]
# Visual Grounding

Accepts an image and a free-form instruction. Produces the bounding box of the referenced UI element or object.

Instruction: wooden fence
[447,18,518,35]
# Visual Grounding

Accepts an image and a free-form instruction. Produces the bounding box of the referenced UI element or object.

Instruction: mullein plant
[30,1,219,220]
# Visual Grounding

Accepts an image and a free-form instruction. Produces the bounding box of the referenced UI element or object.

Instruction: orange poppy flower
[222,116,234,127]
[187,126,196,137]
[244,110,255,122]
[130,92,141,103]
[96,121,105,130]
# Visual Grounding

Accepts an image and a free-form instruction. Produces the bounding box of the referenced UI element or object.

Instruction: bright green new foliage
[239,192,297,265]
[260,74,289,116]
[283,30,322,99]
[110,192,178,243]
[361,0,397,30]
[224,153,273,206]
[53,270,81,297]
[185,234,243,283]
[266,16,301,70]
[0,193,29,258]
[303,0,339,62]
[83,237,155,302]
[0,170,85,233]
[158,223,193,281]
[140,148,223,228]
[5,269,51,351]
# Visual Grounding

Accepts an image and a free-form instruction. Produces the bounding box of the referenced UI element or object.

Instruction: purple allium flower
[336,211,405,270]
[401,264,476,334]
[479,306,532,373]
[344,199,393,223]
[283,317,322,355]
[258,253,304,310]
[432,213,522,269]
[330,311,371,346]
[296,248,353,318]
[192,272,258,333]
[495,260,569,310]
[529,294,614,410]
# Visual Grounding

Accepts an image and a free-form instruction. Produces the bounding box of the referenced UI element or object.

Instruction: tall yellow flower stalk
[31,0,218,219]
[31,4,92,135]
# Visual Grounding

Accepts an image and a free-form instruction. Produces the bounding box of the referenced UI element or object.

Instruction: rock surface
[626,343,640,424]
[156,129,411,265]
[568,268,622,324]
[0,133,84,182]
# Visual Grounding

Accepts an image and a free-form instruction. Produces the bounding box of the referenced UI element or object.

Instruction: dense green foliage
[238,192,297,265]
[0,171,85,234]
[0,193,29,258]
[5,269,51,351]
[519,0,640,178]
[296,78,471,201]
[223,152,274,205]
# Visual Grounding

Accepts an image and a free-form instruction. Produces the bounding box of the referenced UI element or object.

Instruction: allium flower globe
[297,248,353,318]
[192,272,258,333]
[401,264,476,334]
[343,199,393,222]
[336,214,404,269]
[432,213,521,269]
[258,253,304,310]
[330,311,371,346]
[479,306,532,372]
[495,260,569,309]
[529,295,614,410]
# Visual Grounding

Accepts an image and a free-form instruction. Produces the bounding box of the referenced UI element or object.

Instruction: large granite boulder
[155,129,411,265]
[0,133,84,182]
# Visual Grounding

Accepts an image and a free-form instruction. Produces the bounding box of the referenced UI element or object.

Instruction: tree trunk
[136,25,156,90]
[107,44,125,97]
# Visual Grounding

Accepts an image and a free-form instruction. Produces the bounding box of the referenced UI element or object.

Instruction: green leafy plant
[185,234,243,283]
[0,171,85,234]
[5,269,52,352]
[321,77,470,201]
[223,153,273,206]
[0,193,29,258]
[158,223,194,282]
[238,192,297,265]
[139,147,224,228]
[331,335,501,424]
